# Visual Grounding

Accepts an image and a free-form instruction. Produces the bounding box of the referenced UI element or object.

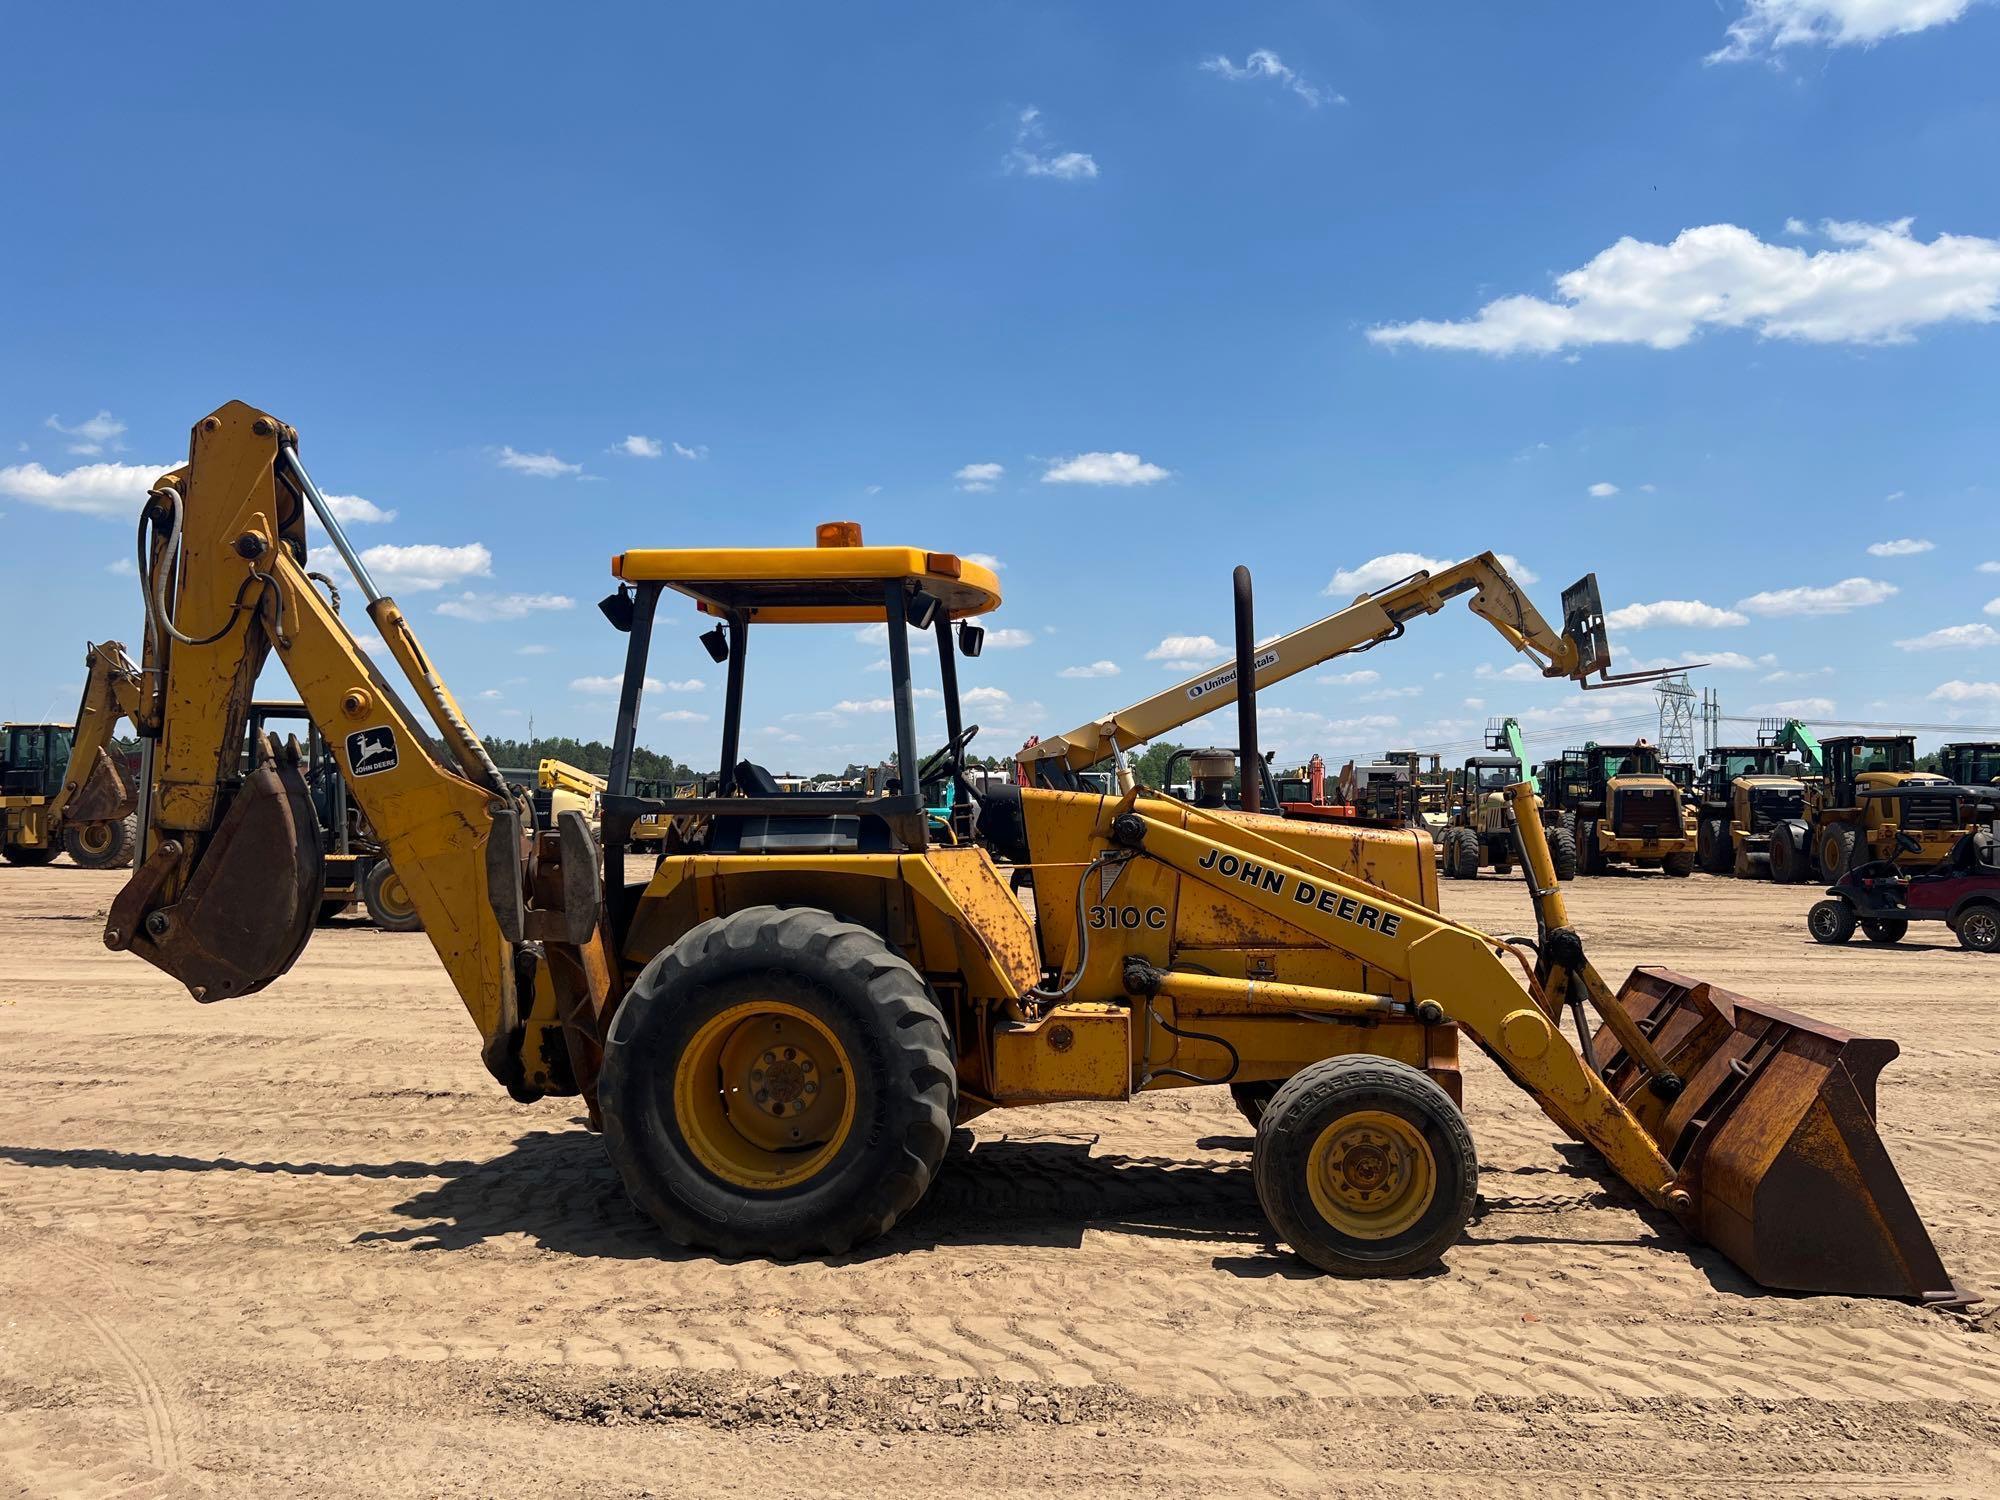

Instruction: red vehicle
[1807,827,2000,952]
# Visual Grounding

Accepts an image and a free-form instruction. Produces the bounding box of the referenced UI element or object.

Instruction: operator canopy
[612,522,1002,624]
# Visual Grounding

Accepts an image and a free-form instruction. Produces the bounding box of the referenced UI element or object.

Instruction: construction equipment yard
[4,861,1994,1498]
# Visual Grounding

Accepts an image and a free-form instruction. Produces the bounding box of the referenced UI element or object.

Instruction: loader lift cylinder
[1233,565,1260,815]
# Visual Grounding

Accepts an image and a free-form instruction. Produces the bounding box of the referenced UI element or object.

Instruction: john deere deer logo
[345,726,398,777]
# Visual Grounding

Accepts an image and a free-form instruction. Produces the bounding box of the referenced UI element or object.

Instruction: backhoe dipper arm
[47,640,144,828]
[1022,553,1687,774]
[106,401,564,1099]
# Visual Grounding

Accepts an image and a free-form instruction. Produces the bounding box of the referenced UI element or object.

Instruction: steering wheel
[917,724,979,787]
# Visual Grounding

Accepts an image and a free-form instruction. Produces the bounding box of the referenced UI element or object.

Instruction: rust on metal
[1593,966,1960,1302]
[123,733,325,1003]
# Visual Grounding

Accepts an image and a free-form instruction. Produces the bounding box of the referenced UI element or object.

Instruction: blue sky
[4,2,1998,773]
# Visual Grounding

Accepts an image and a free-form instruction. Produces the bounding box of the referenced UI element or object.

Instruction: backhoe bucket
[1591,967,1957,1302]
[126,733,324,1004]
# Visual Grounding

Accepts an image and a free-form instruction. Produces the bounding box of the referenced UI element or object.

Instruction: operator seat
[734,761,782,797]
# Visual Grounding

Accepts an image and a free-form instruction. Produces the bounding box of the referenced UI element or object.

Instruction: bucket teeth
[127,732,325,1003]
[1593,966,1958,1301]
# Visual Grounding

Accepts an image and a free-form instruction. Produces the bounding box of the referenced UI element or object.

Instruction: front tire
[362,859,423,932]
[1253,1055,1477,1279]
[64,814,136,869]
[1661,850,1695,878]
[1769,826,1809,885]
[1450,828,1480,880]
[600,905,956,1259]
[1,842,59,866]
[1821,826,1859,882]
[1548,825,1579,882]
[1808,899,1856,945]
[1698,817,1732,874]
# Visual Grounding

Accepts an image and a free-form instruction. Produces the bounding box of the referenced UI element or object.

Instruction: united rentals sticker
[345,726,398,777]
[1184,647,1279,703]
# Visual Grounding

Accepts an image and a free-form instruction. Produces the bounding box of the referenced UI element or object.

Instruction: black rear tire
[1577,818,1606,875]
[1450,828,1480,880]
[1808,899,1856,945]
[1769,827,1808,885]
[1957,905,2000,953]
[1698,817,1732,874]
[1548,825,1579,882]
[1860,918,1907,945]
[1253,1055,1477,1279]
[1661,850,1695,878]
[64,814,136,870]
[600,905,956,1259]
[1,842,59,867]
[1821,826,1859,882]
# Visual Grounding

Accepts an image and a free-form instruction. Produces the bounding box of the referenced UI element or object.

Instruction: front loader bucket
[126,734,324,1004]
[1591,967,1958,1302]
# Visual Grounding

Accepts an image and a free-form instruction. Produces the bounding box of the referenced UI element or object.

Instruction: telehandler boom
[102,402,1958,1302]
[1018,556,1693,785]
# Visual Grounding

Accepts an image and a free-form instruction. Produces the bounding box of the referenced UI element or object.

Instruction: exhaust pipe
[1234,565,1260,815]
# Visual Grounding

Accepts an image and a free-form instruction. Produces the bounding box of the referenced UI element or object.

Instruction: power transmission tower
[1656,674,1697,766]
[1700,687,1720,756]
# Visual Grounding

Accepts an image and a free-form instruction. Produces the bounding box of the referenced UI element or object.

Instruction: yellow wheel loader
[1769,735,1979,884]
[1692,745,1806,878]
[100,402,1960,1300]
[1565,741,1697,877]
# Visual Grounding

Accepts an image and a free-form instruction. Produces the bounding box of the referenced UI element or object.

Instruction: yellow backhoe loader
[101,402,1958,1301]
[0,641,144,868]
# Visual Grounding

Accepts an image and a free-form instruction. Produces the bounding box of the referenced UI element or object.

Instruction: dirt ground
[1,862,1996,1499]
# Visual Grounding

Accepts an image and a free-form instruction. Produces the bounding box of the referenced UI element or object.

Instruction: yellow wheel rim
[674,1000,856,1191]
[1304,1110,1437,1241]
[77,824,113,855]
[378,873,414,921]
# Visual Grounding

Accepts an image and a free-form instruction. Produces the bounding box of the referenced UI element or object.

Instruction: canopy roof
[612,541,1002,624]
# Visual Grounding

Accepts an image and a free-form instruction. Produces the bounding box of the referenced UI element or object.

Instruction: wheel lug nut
[784,1047,796,1061]
[763,1050,776,1063]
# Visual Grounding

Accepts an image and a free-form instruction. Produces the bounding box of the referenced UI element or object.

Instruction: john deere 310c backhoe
[101,402,1959,1300]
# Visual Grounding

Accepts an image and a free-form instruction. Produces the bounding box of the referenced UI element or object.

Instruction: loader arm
[1095,781,1957,1299]
[1022,553,1691,774]
[539,758,608,800]
[105,401,574,1100]
[46,640,144,829]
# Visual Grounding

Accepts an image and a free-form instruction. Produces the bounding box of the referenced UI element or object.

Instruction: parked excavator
[100,402,1959,1302]
[0,642,144,868]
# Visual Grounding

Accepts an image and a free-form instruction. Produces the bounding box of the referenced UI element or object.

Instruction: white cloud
[572,673,661,694]
[664,677,705,691]
[1761,666,1835,682]
[964,685,1012,707]
[1867,537,1934,557]
[516,643,552,655]
[321,493,397,526]
[356,542,493,592]
[1360,685,1423,701]
[984,627,1034,649]
[435,591,575,622]
[45,410,126,455]
[617,435,663,459]
[1895,623,2000,650]
[1324,551,1539,596]
[1930,679,2000,703]
[0,459,170,516]
[1318,668,1381,686]
[1703,650,1776,670]
[1058,660,1121,678]
[831,698,896,714]
[1710,0,1975,63]
[1735,577,1897,616]
[477,688,503,700]
[106,557,136,576]
[1199,49,1342,108]
[1604,599,1750,629]
[955,462,1004,493]
[1368,219,2000,354]
[497,446,582,478]
[1041,451,1170,486]
[657,708,710,722]
[963,552,1004,572]
[1464,697,1486,710]
[1588,481,1619,497]
[1979,560,2000,574]
[673,442,708,461]
[1475,662,1541,681]
[1146,633,1223,671]
[1755,696,1838,716]
[852,622,934,654]
[1986,597,2000,616]
[1005,106,1098,181]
